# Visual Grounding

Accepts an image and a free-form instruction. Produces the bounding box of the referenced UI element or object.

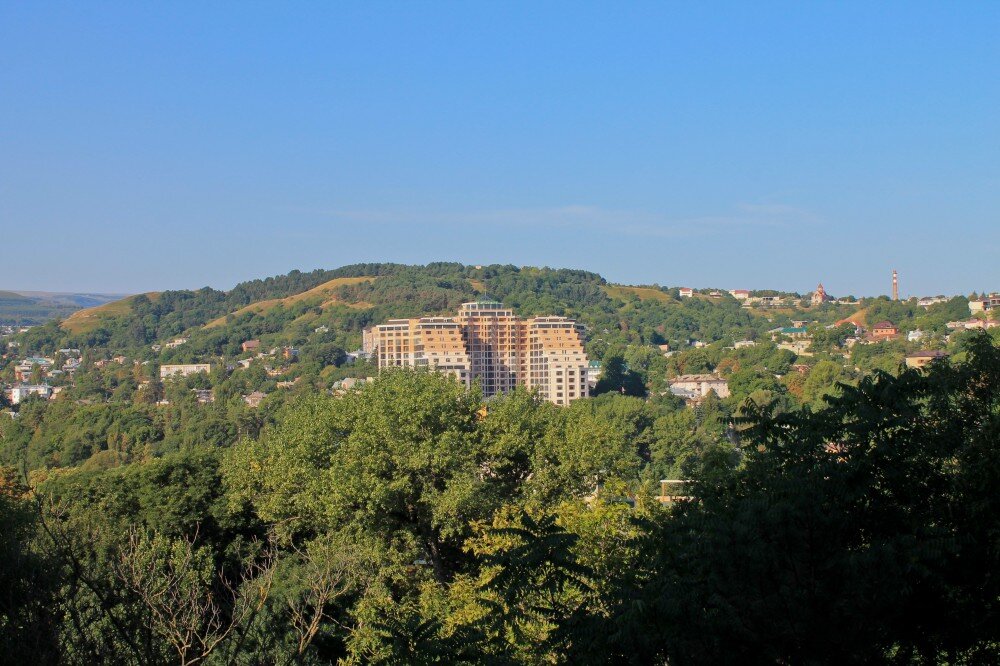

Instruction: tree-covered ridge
[3,334,1000,663]
[17,262,793,358]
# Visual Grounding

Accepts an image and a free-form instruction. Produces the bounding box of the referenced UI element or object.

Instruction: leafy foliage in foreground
[2,335,1000,663]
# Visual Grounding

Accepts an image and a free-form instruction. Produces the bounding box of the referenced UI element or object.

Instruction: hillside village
[2,265,995,448]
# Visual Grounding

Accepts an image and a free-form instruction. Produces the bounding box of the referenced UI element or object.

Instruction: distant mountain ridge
[0,291,128,325]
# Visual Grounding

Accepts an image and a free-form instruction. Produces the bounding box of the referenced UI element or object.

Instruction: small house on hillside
[905,350,948,370]
[243,391,267,408]
[870,321,899,340]
[668,374,730,399]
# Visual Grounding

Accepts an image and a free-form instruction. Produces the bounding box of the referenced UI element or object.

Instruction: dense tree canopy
[2,334,1000,663]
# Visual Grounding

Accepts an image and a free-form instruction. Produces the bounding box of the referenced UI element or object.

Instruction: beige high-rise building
[368,301,590,405]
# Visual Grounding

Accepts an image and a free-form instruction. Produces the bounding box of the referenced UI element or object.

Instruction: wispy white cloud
[279,202,822,239]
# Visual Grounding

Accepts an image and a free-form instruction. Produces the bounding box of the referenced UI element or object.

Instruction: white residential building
[668,374,730,399]
[159,363,212,379]
[8,384,53,404]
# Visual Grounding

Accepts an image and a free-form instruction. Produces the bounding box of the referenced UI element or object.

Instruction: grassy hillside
[204,276,375,328]
[603,284,676,304]
[62,293,163,334]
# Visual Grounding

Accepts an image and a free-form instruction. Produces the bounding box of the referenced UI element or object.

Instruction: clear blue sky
[2,2,998,297]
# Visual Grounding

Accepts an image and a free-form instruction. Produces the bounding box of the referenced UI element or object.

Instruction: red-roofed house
[871,321,899,340]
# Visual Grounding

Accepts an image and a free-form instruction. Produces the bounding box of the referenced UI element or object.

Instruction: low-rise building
[14,357,53,382]
[8,384,53,404]
[779,340,813,355]
[159,363,211,379]
[241,340,261,353]
[165,338,189,349]
[729,289,750,300]
[747,295,789,307]
[243,391,267,407]
[586,360,602,388]
[191,389,215,404]
[678,288,694,298]
[333,377,372,393]
[870,321,900,340]
[969,294,1000,313]
[947,318,1000,331]
[905,350,949,370]
[668,374,730,399]
[772,326,809,340]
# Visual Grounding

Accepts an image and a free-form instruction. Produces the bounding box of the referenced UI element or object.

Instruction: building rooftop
[670,374,727,383]
[906,350,948,359]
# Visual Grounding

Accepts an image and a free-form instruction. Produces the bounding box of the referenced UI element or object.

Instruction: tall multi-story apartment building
[366,301,590,405]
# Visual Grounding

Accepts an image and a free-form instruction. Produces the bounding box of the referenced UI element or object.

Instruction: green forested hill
[17,263,807,357]
[14,262,972,374]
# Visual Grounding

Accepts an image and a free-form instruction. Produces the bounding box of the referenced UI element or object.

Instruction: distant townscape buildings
[969,294,1000,313]
[365,301,590,405]
[159,363,212,379]
[904,350,949,370]
[668,374,730,400]
[6,384,54,405]
[3,269,996,417]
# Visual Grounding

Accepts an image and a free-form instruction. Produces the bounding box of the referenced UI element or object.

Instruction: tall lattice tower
[892,269,899,301]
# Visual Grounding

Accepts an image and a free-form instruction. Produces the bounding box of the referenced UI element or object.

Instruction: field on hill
[204,276,375,328]
[61,293,162,334]
[603,285,675,304]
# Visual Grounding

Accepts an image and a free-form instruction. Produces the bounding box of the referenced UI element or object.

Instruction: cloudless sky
[2,2,998,297]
